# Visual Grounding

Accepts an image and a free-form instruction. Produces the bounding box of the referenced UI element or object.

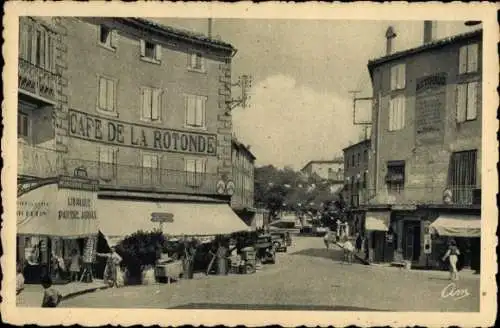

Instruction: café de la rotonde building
[16,17,249,281]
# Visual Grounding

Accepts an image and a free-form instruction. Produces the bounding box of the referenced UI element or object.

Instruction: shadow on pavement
[168,303,388,311]
[290,248,344,261]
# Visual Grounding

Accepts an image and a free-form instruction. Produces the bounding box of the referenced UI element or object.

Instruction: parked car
[271,232,288,252]
[255,234,276,264]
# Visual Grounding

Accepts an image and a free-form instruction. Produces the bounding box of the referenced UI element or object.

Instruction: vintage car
[254,234,276,264]
[270,232,288,252]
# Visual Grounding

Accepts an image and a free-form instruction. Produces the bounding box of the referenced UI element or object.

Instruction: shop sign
[69,109,217,156]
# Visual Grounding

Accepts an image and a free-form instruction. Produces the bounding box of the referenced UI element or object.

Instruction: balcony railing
[64,159,221,195]
[18,59,58,102]
[366,185,480,206]
[18,142,62,178]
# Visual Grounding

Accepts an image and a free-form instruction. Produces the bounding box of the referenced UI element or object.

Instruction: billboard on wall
[17,183,99,237]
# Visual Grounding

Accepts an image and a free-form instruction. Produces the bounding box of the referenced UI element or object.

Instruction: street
[60,236,479,311]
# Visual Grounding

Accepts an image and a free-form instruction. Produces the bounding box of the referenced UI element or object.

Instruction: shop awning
[97,199,250,242]
[17,183,99,238]
[429,214,481,237]
[365,211,390,231]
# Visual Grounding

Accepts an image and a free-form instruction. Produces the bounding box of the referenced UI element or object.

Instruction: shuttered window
[386,161,405,193]
[140,39,162,62]
[98,147,117,181]
[185,158,206,187]
[449,150,477,204]
[185,94,206,128]
[98,77,116,113]
[142,153,160,185]
[390,64,406,91]
[459,43,479,74]
[188,53,205,71]
[141,87,162,121]
[389,95,406,131]
[99,25,117,49]
[19,21,55,72]
[456,81,479,122]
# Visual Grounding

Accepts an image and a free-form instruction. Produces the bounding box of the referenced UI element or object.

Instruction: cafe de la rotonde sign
[69,109,217,156]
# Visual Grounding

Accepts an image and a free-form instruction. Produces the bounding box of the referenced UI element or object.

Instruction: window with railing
[185,158,206,187]
[98,146,117,181]
[449,150,477,204]
[142,153,160,185]
[386,161,405,194]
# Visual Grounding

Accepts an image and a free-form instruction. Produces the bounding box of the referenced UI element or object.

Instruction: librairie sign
[69,109,217,156]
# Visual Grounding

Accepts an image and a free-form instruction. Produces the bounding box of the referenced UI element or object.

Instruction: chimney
[385,26,397,55]
[208,18,213,38]
[423,21,436,44]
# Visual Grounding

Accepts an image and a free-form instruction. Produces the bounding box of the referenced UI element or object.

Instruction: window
[456,81,479,122]
[449,150,477,204]
[141,87,162,121]
[185,95,206,128]
[98,147,117,181]
[188,53,205,71]
[18,113,29,137]
[386,161,405,193]
[140,39,161,62]
[389,95,406,131]
[351,154,355,168]
[364,149,368,163]
[98,76,116,113]
[357,153,361,167]
[19,21,55,71]
[362,171,367,189]
[185,158,206,187]
[142,153,159,185]
[390,63,406,91]
[459,43,479,74]
[99,25,116,49]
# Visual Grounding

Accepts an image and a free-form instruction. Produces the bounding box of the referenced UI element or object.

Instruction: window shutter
[399,96,405,129]
[456,84,467,123]
[466,81,478,120]
[186,95,195,125]
[151,89,161,120]
[200,57,205,71]
[467,44,478,73]
[388,98,394,131]
[155,44,162,61]
[190,53,196,68]
[29,25,36,64]
[458,46,467,74]
[140,39,146,57]
[185,159,195,172]
[110,30,118,48]
[107,79,115,111]
[398,64,405,89]
[141,87,151,119]
[195,97,204,126]
[98,78,107,109]
[390,66,397,90]
[39,29,46,69]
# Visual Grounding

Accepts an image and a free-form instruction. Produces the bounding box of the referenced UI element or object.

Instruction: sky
[155,18,480,170]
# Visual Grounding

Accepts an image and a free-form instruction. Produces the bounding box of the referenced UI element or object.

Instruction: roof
[368,29,482,74]
[342,139,371,152]
[301,159,344,171]
[232,138,256,161]
[118,18,236,54]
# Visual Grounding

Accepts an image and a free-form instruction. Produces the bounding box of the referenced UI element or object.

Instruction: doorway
[403,221,421,262]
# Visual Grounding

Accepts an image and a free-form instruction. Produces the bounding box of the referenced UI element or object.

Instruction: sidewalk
[17,280,109,307]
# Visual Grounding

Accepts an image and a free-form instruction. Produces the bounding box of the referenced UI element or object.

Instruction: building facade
[231,138,257,226]
[17,17,248,280]
[300,159,344,181]
[365,23,482,270]
[342,139,371,235]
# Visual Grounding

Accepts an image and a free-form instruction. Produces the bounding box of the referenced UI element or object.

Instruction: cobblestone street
[59,236,480,311]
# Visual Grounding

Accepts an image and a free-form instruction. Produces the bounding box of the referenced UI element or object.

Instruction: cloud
[232,74,361,170]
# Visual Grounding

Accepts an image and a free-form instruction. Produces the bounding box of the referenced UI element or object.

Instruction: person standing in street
[323,228,331,250]
[69,249,81,282]
[355,233,363,254]
[442,239,461,281]
[97,247,123,287]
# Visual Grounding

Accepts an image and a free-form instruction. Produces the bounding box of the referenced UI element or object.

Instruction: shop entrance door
[404,221,421,262]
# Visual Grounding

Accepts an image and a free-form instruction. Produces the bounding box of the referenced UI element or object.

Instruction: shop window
[459,43,479,75]
[98,146,117,181]
[185,94,206,128]
[185,158,206,187]
[386,161,405,193]
[449,150,477,204]
[389,95,406,131]
[141,86,162,121]
[456,81,479,122]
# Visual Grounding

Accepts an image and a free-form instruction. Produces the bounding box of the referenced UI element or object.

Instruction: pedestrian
[323,228,331,250]
[41,275,62,308]
[343,237,355,264]
[97,246,123,287]
[16,262,25,295]
[69,249,81,282]
[442,239,461,281]
[355,233,363,254]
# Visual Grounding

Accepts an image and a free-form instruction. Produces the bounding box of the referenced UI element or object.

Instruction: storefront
[364,210,392,263]
[17,176,99,283]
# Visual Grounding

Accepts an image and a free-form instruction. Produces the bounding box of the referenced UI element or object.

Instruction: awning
[429,214,481,237]
[365,211,390,231]
[97,199,250,241]
[17,183,99,238]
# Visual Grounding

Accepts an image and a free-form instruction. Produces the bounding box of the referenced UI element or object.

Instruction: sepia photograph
[2,2,498,327]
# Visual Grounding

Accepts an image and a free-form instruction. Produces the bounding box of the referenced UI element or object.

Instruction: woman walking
[442,239,461,281]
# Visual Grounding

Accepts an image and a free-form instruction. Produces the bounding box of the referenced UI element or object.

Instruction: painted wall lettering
[69,109,217,156]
